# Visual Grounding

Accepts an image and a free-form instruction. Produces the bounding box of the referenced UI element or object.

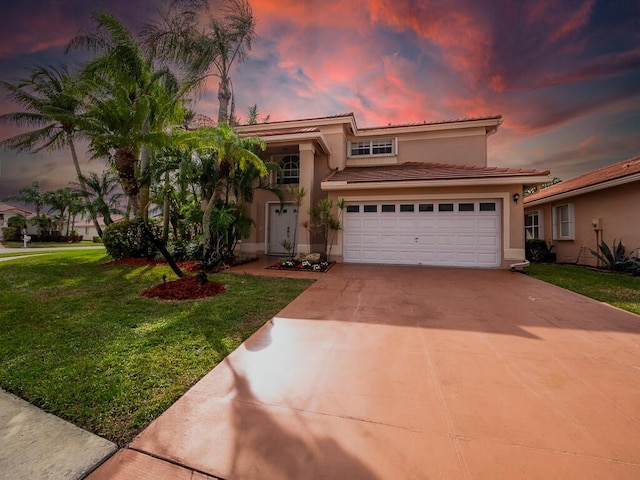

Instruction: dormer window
[348,138,396,157]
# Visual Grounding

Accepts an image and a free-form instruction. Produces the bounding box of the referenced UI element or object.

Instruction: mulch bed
[266,261,335,273]
[140,275,227,301]
[101,257,256,300]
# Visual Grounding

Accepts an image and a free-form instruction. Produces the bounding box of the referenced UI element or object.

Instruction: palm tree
[67,10,189,220]
[143,0,256,124]
[8,181,45,216]
[0,65,102,235]
[180,123,266,265]
[74,171,124,235]
[45,187,78,235]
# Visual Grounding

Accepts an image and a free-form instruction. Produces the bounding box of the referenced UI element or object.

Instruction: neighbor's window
[525,211,542,239]
[348,138,396,157]
[552,204,574,240]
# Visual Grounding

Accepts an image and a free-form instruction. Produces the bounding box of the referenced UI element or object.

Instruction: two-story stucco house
[235,113,549,269]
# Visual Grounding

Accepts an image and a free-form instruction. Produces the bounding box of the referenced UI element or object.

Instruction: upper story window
[271,154,300,184]
[552,204,574,240]
[348,138,396,157]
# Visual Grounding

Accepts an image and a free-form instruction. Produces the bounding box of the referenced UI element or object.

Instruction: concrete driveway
[89,264,640,479]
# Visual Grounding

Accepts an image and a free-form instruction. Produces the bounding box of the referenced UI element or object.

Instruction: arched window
[280,155,300,184]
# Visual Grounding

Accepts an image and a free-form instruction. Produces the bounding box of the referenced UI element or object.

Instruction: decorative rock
[305,253,322,263]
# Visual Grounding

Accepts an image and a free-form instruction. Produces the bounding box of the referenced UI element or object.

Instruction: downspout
[510,259,530,272]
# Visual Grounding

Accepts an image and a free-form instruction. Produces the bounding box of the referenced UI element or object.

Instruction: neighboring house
[235,113,549,269]
[0,202,37,241]
[523,156,640,266]
[74,215,124,240]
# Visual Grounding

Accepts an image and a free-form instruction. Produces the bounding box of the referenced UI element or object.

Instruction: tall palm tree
[143,0,256,124]
[0,66,103,234]
[67,10,189,220]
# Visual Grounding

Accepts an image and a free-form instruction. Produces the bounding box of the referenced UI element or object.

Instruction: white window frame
[270,154,300,185]
[347,137,397,157]
[552,204,574,240]
[525,210,543,239]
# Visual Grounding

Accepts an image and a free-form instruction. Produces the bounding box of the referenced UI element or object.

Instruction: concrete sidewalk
[0,390,117,480]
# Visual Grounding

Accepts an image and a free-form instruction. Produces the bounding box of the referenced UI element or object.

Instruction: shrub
[7,215,27,228]
[1,227,20,241]
[589,240,640,274]
[102,219,160,260]
[166,239,203,261]
[92,236,103,244]
[525,239,555,262]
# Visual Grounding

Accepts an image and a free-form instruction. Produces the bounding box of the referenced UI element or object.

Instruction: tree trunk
[68,137,102,237]
[114,147,140,218]
[140,222,183,278]
[217,76,232,125]
[162,172,171,243]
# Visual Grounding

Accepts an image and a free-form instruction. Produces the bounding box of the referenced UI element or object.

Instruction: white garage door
[343,200,501,267]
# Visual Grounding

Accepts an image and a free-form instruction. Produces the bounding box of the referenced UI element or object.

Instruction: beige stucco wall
[344,128,488,168]
[524,181,640,266]
[397,134,487,166]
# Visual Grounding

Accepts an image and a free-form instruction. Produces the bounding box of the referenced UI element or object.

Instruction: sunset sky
[0,0,639,201]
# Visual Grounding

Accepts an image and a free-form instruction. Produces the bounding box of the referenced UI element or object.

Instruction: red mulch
[140,275,226,301]
[101,258,202,271]
[102,258,228,300]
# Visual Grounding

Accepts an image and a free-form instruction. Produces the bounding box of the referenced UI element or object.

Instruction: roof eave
[322,175,551,191]
[356,117,503,137]
[524,172,640,207]
[236,114,356,135]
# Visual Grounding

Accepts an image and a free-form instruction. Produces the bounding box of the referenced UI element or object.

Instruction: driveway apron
[88,264,640,480]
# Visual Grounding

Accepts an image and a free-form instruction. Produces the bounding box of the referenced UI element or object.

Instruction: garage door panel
[478,218,498,229]
[478,253,499,266]
[379,235,398,245]
[344,200,501,267]
[457,235,477,246]
[437,235,455,246]
[416,235,436,246]
[457,218,476,229]
[362,219,380,229]
[437,218,456,229]
[399,235,417,245]
[478,235,499,247]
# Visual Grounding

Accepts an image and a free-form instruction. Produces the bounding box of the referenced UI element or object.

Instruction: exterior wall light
[513,193,520,204]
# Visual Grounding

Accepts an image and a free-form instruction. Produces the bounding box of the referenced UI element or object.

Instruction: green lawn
[0,250,313,446]
[528,263,640,315]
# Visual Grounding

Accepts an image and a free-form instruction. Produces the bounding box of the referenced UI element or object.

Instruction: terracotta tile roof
[0,202,35,216]
[323,162,550,183]
[524,156,640,203]
[358,115,503,131]
[238,126,320,138]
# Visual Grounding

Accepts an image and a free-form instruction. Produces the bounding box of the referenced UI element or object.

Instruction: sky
[0,0,639,201]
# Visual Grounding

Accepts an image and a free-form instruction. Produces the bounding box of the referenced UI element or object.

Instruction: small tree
[287,187,306,258]
[307,197,345,260]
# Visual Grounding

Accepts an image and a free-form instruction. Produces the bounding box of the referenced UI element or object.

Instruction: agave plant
[589,240,640,274]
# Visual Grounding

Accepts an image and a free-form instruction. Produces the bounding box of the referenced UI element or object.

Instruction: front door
[268,203,297,255]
